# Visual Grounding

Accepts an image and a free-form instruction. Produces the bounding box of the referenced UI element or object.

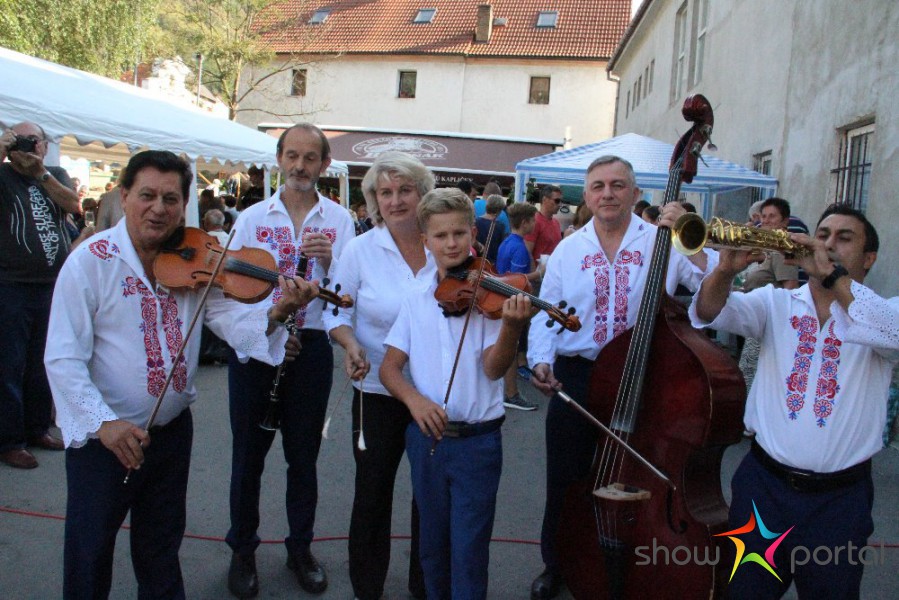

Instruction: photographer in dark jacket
[0,122,79,469]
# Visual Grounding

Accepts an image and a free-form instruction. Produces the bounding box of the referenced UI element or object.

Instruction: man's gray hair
[204,209,225,228]
[361,152,435,225]
[586,155,637,188]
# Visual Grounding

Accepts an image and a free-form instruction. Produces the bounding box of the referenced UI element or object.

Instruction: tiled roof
[259,1,631,60]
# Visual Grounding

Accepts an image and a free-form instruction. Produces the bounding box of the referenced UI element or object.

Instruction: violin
[434,256,581,333]
[153,227,353,313]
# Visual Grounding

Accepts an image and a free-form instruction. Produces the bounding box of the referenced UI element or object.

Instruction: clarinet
[259,253,308,431]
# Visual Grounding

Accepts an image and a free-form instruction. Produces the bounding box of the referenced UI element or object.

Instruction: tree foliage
[0,0,159,78]
[160,0,332,120]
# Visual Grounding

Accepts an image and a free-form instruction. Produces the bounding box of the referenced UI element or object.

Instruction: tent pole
[186,161,199,228]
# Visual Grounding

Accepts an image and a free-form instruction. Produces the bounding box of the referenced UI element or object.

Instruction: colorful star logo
[715,500,794,582]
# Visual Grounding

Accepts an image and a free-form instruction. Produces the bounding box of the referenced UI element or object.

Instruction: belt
[443,416,505,438]
[750,441,870,493]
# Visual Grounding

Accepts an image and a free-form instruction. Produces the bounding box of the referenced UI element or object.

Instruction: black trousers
[64,409,192,599]
[348,389,424,600]
[226,331,333,556]
[540,355,596,571]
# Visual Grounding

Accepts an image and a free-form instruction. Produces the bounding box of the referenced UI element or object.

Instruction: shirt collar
[264,187,327,219]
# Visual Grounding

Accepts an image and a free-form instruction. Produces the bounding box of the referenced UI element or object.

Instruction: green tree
[0,0,159,78]
[162,0,333,120]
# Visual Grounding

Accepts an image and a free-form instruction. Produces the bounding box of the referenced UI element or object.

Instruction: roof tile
[260,1,631,60]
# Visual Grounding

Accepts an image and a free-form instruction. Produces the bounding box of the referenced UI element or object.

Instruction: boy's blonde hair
[417,187,475,231]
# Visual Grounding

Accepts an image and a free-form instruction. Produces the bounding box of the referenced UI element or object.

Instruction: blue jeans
[64,409,192,600]
[406,422,502,600]
[725,450,874,599]
[226,330,332,556]
[0,280,54,452]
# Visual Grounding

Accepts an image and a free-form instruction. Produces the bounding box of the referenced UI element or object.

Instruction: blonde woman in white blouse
[324,152,436,600]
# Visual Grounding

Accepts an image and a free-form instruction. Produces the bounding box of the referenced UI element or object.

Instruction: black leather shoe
[287,548,328,594]
[530,568,563,600]
[227,552,259,598]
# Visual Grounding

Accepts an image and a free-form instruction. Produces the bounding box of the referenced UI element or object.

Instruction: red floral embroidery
[785,315,818,419]
[88,239,119,262]
[814,322,842,427]
[784,316,842,427]
[583,250,643,346]
[255,225,338,328]
[121,277,187,397]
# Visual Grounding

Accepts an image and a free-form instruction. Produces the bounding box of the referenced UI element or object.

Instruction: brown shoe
[0,448,39,469]
[28,433,65,451]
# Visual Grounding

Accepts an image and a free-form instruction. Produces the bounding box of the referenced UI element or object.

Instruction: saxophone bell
[671,213,812,258]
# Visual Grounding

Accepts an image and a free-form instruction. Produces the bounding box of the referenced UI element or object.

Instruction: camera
[9,135,38,154]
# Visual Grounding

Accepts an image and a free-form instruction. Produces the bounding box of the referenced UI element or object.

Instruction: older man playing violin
[44,150,317,600]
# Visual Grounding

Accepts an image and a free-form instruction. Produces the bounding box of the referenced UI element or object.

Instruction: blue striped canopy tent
[514,133,777,218]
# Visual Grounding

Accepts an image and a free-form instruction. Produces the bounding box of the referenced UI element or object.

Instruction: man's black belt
[443,416,505,438]
[750,440,870,493]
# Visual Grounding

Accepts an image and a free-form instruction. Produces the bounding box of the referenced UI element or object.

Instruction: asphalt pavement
[1,346,897,598]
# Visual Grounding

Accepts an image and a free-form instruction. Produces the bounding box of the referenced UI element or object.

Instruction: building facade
[236,1,630,185]
[609,0,898,296]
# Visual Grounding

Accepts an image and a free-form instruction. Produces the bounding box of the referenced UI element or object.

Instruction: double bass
[556,95,746,598]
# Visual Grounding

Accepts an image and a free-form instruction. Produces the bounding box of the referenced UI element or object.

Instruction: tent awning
[515,133,777,200]
[0,46,342,175]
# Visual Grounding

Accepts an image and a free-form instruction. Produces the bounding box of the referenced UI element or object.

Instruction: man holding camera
[0,121,80,469]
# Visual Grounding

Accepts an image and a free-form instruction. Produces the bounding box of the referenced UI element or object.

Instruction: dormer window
[308,9,330,24]
[536,11,558,28]
[414,8,437,24]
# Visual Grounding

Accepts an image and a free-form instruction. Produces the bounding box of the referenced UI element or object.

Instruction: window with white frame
[832,123,875,212]
[671,2,688,101]
[414,8,436,23]
[626,90,631,118]
[308,9,330,24]
[691,0,710,86]
[751,150,772,204]
[536,11,559,28]
[648,59,655,94]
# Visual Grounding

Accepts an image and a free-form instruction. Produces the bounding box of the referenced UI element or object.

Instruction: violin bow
[431,218,499,455]
[123,229,237,484]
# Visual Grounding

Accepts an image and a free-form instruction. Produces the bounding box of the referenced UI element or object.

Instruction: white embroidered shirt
[229,188,355,339]
[528,214,715,366]
[44,220,288,447]
[689,281,899,472]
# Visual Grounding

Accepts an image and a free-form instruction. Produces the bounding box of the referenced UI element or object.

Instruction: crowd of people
[1,119,898,600]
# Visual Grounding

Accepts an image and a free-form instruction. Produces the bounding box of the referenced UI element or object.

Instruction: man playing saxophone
[690,203,899,599]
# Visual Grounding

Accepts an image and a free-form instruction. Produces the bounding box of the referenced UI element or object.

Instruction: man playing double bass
[527,155,716,599]
[691,203,898,598]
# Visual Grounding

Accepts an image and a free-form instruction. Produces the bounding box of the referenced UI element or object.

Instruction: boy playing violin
[380,187,533,599]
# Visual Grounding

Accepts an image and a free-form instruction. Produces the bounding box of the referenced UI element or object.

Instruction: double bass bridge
[594,482,652,502]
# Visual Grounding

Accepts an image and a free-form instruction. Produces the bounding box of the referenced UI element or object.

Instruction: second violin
[435,256,581,333]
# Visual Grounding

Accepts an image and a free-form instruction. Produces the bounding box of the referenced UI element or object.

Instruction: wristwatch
[39,171,51,183]
[821,264,849,289]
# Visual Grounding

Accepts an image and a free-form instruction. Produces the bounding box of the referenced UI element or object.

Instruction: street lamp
[194,52,204,106]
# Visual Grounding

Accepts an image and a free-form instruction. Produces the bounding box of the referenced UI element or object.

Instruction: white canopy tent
[0,47,348,224]
[515,133,777,218]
